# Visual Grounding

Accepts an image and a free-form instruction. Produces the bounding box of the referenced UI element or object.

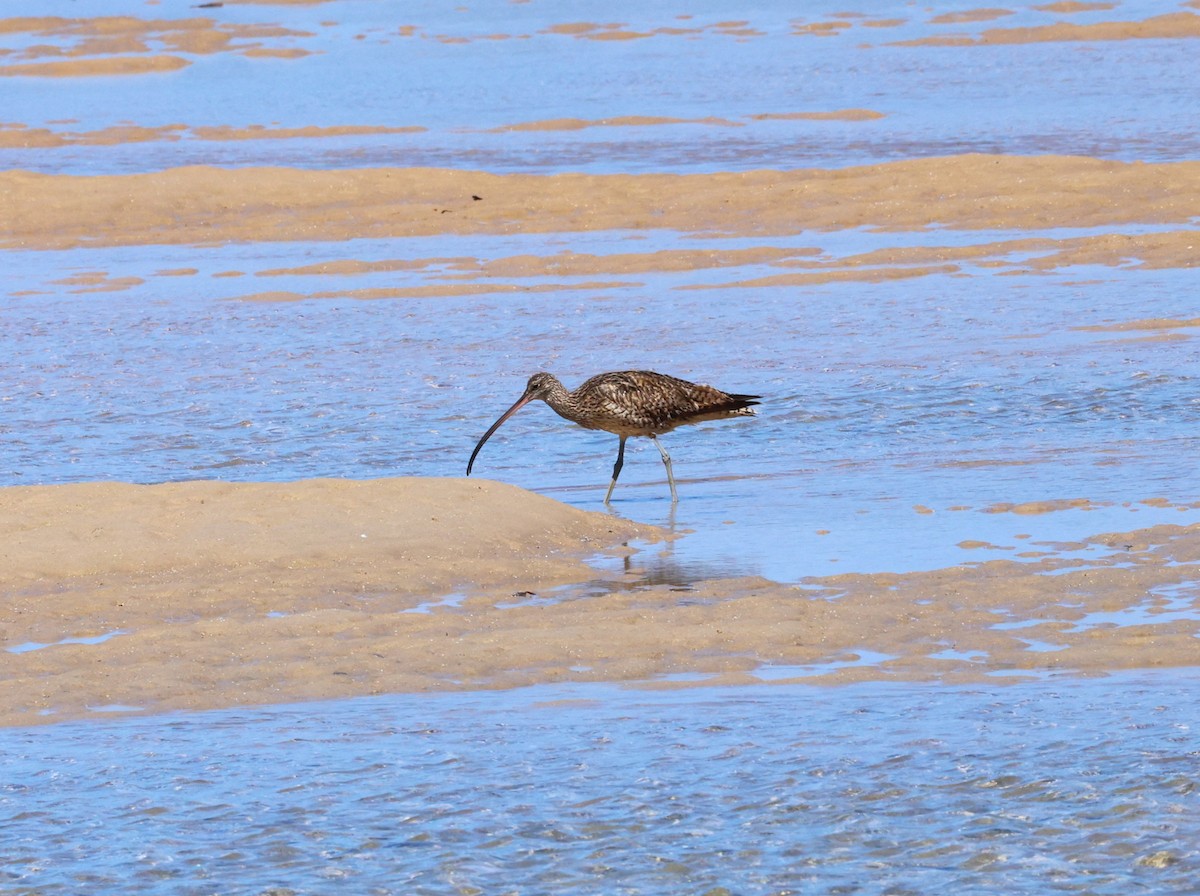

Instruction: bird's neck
[541,378,584,422]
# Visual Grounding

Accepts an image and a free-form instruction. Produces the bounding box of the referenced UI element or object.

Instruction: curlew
[466,370,760,502]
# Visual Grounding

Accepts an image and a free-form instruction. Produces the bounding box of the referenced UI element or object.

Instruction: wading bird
[466,370,760,502]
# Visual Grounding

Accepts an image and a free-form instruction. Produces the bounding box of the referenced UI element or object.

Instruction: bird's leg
[604,436,627,504]
[651,435,678,502]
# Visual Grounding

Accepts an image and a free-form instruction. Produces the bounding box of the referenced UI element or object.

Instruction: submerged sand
[3,155,1197,303]
[2,478,1198,727]
[2,8,1197,79]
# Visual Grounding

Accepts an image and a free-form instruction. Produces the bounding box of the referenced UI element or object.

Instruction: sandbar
[3,478,1198,727]
[3,155,1199,251]
[0,478,655,726]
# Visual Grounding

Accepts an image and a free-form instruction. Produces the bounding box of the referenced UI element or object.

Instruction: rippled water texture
[1,0,1197,173]
[4,229,1198,580]
[3,674,1199,895]
[3,1,1200,891]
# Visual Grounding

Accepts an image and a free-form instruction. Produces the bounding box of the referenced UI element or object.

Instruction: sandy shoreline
[2,478,1198,728]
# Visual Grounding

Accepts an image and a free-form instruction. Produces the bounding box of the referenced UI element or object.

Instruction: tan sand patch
[894,11,1200,46]
[685,264,963,288]
[543,22,617,36]
[0,123,188,147]
[1014,230,1200,271]
[0,478,657,725]
[714,25,765,38]
[930,9,1014,24]
[471,246,822,277]
[792,21,855,36]
[49,271,145,293]
[1074,316,1200,332]
[3,479,1199,726]
[580,29,658,41]
[0,55,189,77]
[241,231,1197,298]
[543,230,1200,284]
[241,47,313,59]
[1033,2,1116,12]
[984,498,1100,514]
[487,109,885,131]
[3,155,1198,251]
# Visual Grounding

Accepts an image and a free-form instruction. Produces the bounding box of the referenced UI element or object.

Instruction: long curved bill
[466,390,536,475]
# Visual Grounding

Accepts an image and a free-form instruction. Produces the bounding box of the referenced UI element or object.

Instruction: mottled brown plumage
[466,370,760,502]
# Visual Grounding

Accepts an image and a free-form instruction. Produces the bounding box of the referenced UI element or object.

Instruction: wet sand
[3,478,1198,727]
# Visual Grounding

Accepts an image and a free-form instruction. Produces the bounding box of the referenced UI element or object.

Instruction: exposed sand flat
[3,479,1198,727]
[0,55,192,77]
[3,155,1199,250]
[895,11,1200,45]
[0,478,656,726]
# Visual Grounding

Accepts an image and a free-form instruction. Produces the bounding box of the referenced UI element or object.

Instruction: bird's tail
[725,393,761,413]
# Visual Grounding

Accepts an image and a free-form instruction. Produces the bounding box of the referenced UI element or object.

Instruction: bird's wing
[590,373,647,417]
[588,371,701,430]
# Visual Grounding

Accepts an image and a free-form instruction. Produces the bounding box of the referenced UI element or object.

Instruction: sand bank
[3,478,1198,727]
[894,11,1200,46]
[0,478,655,726]
[3,155,1199,251]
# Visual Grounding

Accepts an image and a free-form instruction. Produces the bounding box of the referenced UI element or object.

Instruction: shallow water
[2,0,1197,174]
[4,2,1200,584]
[3,230,1197,580]
[3,672,1199,895]
[4,2,1200,887]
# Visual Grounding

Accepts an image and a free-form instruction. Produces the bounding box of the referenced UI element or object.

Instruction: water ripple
[2,674,1198,894]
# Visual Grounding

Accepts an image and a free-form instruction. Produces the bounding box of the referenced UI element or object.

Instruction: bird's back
[571,370,759,437]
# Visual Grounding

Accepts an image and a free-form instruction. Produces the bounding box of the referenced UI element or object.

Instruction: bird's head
[524,372,559,400]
